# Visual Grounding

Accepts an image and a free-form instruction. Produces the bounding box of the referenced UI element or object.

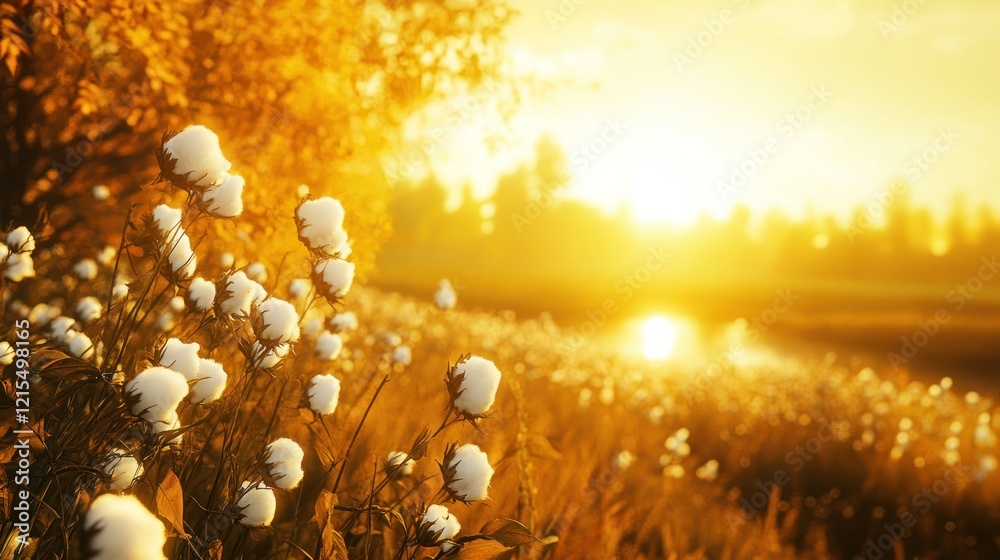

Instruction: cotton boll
[419,504,461,545]
[265,438,305,490]
[185,277,215,311]
[246,261,267,282]
[112,283,129,302]
[296,184,310,198]
[75,296,103,324]
[220,252,235,268]
[124,366,189,427]
[0,243,8,262]
[219,271,266,317]
[251,341,289,370]
[313,259,355,299]
[0,342,13,366]
[157,338,201,380]
[448,356,502,418]
[168,296,186,314]
[6,226,35,253]
[442,443,494,502]
[254,298,300,344]
[4,253,35,281]
[161,125,232,188]
[382,332,402,347]
[73,259,99,281]
[334,240,352,259]
[386,451,415,476]
[330,312,358,332]
[435,280,457,310]
[200,173,244,218]
[315,331,343,360]
[156,312,175,332]
[301,315,325,339]
[150,205,183,239]
[67,332,95,360]
[96,245,117,267]
[49,316,78,343]
[83,494,166,560]
[165,233,197,280]
[288,278,310,299]
[307,374,341,415]
[392,345,412,366]
[190,358,227,403]
[296,198,348,256]
[101,449,144,491]
[236,481,276,527]
[93,184,111,201]
[29,303,61,326]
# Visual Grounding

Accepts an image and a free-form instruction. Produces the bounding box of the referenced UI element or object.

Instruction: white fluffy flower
[101,449,144,491]
[329,312,358,332]
[67,332,95,360]
[162,125,232,188]
[190,358,227,403]
[4,253,34,281]
[168,296,186,314]
[265,438,305,490]
[288,278,310,299]
[236,481,276,527]
[0,243,8,262]
[220,252,235,268]
[296,197,348,256]
[150,205,183,239]
[251,341,289,370]
[254,298,300,344]
[83,494,166,560]
[97,245,117,267]
[112,283,129,302]
[246,262,267,283]
[49,316,77,344]
[125,367,189,429]
[315,331,343,360]
[0,342,13,366]
[28,303,60,326]
[5,226,34,253]
[73,258,98,281]
[434,280,457,310]
[219,271,267,317]
[307,374,341,415]
[156,312,175,332]
[301,315,325,339]
[313,259,355,299]
[93,184,111,201]
[448,356,502,418]
[75,296,103,324]
[200,172,244,217]
[392,345,412,366]
[386,451,415,476]
[442,443,494,502]
[157,338,201,380]
[165,233,197,280]
[419,504,461,545]
[185,277,215,311]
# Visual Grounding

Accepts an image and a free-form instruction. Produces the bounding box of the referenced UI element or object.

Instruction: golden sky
[421,0,1000,225]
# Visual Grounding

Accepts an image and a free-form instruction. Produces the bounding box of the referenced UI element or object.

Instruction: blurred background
[3,0,999,382]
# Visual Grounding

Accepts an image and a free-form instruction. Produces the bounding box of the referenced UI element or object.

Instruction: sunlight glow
[642,316,678,361]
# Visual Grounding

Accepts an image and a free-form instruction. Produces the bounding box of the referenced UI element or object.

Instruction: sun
[642,316,679,361]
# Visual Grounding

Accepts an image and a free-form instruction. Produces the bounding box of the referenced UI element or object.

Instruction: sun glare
[642,316,678,361]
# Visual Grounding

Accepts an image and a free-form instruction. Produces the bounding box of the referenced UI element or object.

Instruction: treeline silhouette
[376,138,1000,314]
